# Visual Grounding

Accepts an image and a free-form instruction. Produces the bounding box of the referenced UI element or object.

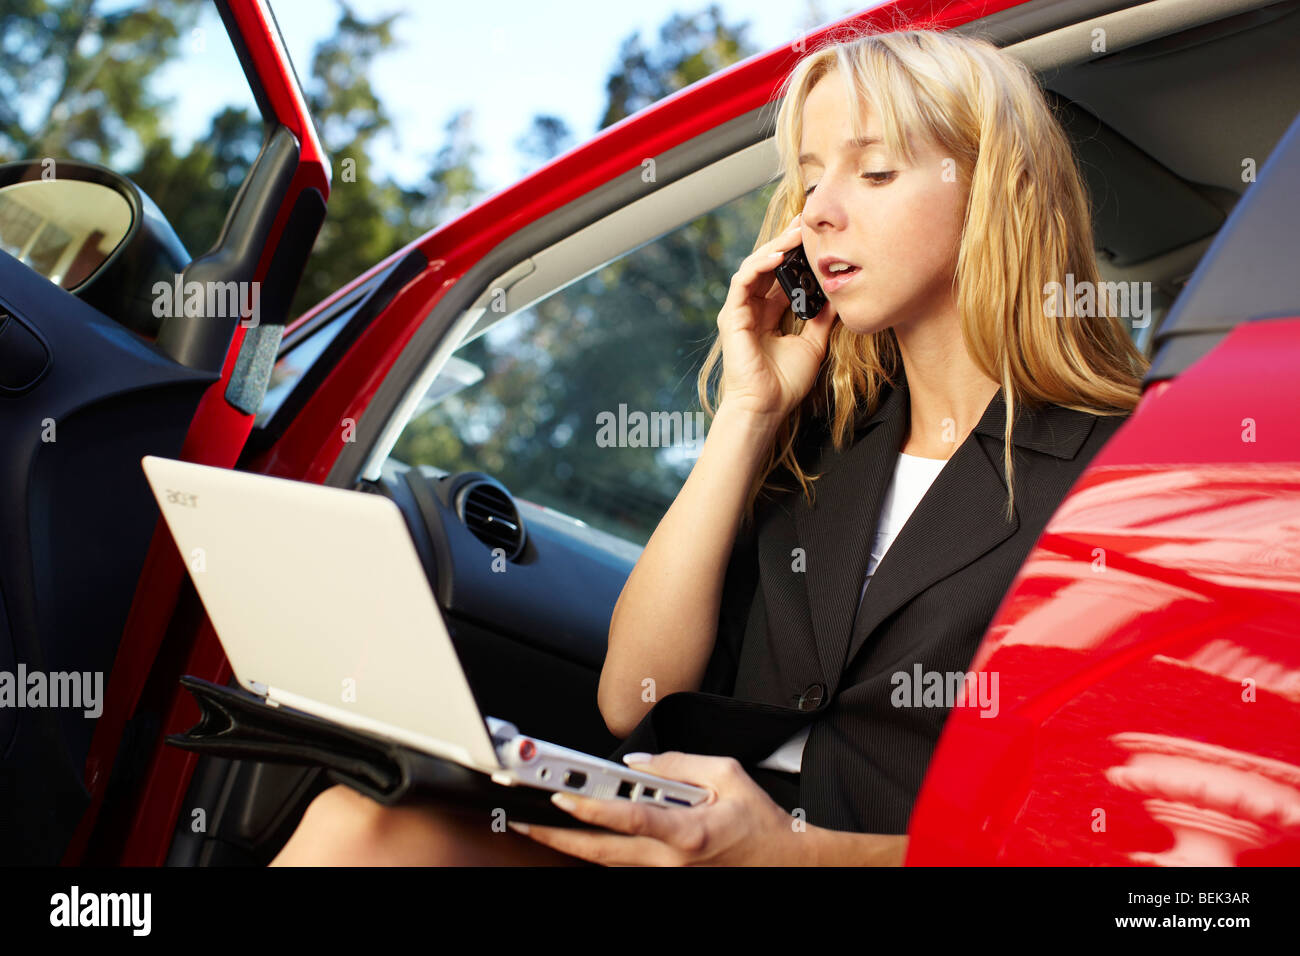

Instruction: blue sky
[158,0,864,194]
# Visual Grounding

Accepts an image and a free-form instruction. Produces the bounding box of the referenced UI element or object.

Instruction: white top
[754,451,949,774]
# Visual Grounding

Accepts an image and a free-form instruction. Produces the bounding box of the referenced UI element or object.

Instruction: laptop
[140,455,708,809]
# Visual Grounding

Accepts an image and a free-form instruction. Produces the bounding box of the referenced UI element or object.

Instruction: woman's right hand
[715,212,838,423]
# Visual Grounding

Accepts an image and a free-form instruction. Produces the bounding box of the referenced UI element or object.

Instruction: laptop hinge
[251,681,280,707]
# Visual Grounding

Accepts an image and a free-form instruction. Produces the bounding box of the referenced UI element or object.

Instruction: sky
[157,0,865,194]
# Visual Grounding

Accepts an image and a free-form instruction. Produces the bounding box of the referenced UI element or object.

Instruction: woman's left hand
[507,752,810,866]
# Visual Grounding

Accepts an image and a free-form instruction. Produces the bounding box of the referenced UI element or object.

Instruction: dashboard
[360,458,640,755]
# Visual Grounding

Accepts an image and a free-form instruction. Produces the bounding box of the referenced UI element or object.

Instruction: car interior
[0,0,328,862]
[160,0,1300,864]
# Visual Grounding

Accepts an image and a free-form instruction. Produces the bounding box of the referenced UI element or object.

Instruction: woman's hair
[696,26,1150,523]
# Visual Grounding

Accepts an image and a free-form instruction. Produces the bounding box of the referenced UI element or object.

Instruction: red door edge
[63,0,329,864]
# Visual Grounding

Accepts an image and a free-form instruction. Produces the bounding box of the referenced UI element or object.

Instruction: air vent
[456,480,526,560]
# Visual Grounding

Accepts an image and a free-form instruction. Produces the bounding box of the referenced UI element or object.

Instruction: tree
[0,0,460,319]
[127,105,264,260]
[598,4,755,128]
[410,108,483,233]
[287,2,485,315]
[393,5,768,544]
[0,0,199,164]
[291,0,414,315]
[516,115,574,172]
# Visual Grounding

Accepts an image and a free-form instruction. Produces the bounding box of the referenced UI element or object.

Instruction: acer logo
[165,489,198,508]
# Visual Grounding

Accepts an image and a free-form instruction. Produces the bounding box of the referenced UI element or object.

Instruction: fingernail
[506,820,530,834]
[622,752,653,765]
[551,792,578,810]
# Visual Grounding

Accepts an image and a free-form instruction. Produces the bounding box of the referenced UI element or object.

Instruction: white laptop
[140,455,708,809]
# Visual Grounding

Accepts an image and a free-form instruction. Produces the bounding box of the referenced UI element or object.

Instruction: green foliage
[292,1,427,314]
[3,0,773,543]
[393,181,775,545]
[598,4,755,128]
[515,115,574,175]
[129,105,264,259]
[0,0,462,314]
[0,0,199,163]
[392,9,771,545]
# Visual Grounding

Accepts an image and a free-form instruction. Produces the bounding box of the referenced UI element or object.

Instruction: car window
[0,1,266,261]
[389,183,778,546]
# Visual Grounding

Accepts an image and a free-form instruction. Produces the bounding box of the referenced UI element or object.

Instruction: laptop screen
[141,456,501,773]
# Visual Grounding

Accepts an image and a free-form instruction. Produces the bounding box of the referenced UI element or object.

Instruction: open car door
[0,0,328,865]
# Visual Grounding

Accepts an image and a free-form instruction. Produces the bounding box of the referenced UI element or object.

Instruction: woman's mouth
[817,256,862,293]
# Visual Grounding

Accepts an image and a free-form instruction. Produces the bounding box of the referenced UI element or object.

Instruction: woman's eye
[804,171,894,196]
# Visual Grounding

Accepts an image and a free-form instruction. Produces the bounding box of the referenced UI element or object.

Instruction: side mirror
[0,160,190,337]
[0,177,132,291]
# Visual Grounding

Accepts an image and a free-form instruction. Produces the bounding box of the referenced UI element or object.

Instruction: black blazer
[608,365,1130,835]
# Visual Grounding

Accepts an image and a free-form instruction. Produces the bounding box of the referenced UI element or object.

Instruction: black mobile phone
[773,244,828,320]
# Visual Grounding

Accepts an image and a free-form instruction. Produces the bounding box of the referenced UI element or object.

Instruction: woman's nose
[801,178,844,232]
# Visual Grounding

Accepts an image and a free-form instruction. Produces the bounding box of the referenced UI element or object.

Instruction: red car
[2,0,1297,866]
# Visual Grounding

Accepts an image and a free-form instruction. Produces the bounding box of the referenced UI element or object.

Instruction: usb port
[642,787,658,800]
[563,770,587,789]
[617,780,635,799]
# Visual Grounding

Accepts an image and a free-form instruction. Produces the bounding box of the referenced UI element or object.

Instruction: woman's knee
[273,784,592,865]
[307,784,388,837]
[272,783,404,866]
[288,786,495,864]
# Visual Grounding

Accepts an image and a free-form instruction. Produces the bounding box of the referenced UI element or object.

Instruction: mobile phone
[773,244,828,320]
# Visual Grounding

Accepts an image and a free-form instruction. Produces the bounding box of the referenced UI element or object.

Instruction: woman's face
[797,71,968,336]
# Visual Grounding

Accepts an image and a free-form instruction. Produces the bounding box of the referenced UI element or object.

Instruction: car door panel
[0,252,218,865]
[42,0,331,865]
[65,122,324,865]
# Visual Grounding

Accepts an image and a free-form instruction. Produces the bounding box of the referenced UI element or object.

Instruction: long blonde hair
[697,27,1149,523]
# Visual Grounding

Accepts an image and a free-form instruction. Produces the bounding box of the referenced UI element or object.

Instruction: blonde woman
[272,26,1148,866]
